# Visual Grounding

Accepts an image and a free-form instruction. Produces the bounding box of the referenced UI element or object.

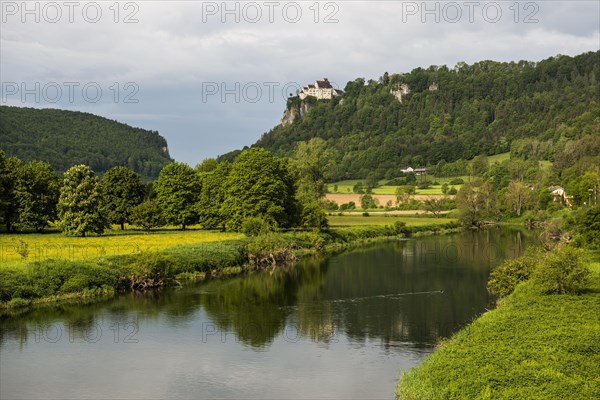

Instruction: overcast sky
[1,0,598,165]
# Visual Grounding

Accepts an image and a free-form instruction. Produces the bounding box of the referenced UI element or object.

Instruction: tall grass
[396,259,600,400]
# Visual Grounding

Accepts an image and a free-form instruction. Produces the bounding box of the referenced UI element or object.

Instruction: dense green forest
[0,106,172,180]
[223,51,599,180]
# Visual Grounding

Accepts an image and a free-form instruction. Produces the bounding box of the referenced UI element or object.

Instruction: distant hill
[221,51,599,180]
[0,106,172,180]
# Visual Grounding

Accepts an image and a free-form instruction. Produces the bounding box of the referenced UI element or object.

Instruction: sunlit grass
[328,215,455,227]
[487,152,511,164]
[0,227,243,268]
[397,256,600,400]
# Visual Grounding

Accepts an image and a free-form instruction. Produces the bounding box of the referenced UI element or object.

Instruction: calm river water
[0,229,529,399]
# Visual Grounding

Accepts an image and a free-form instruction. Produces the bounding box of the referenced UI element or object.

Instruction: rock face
[280,100,313,126]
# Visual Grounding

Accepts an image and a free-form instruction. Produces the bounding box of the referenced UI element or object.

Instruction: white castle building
[299,78,343,100]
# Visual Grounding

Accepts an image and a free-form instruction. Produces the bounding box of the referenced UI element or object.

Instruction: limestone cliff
[280,99,313,126]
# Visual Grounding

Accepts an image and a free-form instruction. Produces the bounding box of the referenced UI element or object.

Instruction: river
[0,228,529,399]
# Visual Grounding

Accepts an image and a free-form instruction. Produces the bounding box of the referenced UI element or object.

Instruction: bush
[386,177,406,186]
[241,216,273,237]
[245,233,296,268]
[301,202,329,230]
[127,253,176,289]
[0,260,121,301]
[449,178,464,185]
[322,199,339,211]
[360,194,377,209]
[487,248,541,297]
[389,221,410,236]
[339,201,356,211]
[532,247,590,295]
[447,187,458,195]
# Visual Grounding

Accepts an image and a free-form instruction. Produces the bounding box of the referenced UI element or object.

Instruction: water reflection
[0,229,530,399]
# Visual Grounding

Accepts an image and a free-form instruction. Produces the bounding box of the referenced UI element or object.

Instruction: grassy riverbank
[396,258,600,400]
[0,219,458,312]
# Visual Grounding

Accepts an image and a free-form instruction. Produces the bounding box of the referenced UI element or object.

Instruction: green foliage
[532,247,590,295]
[568,171,599,206]
[57,165,109,236]
[0,106,172,180]
[300,202,329,231]
[422,197,452,217]
[240,216,274,237]
[488,248,542,297]
[574,205,600,249]
[360,194,377,209]
[130,200,164,232]
[395,185,416,204]
[195,158,218,172]
[0,260,119,301]
[397,261,600,400]
[101,166,145,230]
[471,155,489,177]
[127,253,176,289]
[245,233,296,268]
[352,181,365,194]
[14,160,60,231]
[449,177,464,185]
[322,199,338,211]
[225,52,599,180]
[291,138,331,204]
[338,201,356,211]
[503,180,535,217]
[0,155,21,231]
[417,181,430,189]
[0,149,9,228]
[154,162,200,229]
[221,148,299,231]
[196,162,232,229]
[456,180,497,227]
[390,220,410,236]
[15,239,29,259]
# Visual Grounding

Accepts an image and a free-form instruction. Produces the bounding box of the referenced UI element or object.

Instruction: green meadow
[397,259,600,400]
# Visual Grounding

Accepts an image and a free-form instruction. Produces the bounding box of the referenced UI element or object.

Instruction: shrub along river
[0,228,531,399]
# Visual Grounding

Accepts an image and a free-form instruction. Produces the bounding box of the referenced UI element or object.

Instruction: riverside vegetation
[0,221,458,310]
[396,204,600,399]
[0,136,460,310]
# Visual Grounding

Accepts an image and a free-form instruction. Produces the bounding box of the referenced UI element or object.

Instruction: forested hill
[232,51,599,181]
[0,106,172,180]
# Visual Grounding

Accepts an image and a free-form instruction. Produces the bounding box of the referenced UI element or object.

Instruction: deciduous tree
[58,165,109,236]
[456,180,497,227]
[101,166,145,230]
[504,180,534,217]
[130,200,164,232]
[197,162,231,230]
[221,148,299,231]
[154,162,200,230]
[15,161,60,231]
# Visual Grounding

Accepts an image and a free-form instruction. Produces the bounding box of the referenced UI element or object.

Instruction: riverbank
[396,258,600,399]
[0,221,459,313]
